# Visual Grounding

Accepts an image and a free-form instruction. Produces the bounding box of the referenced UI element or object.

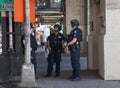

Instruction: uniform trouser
[31,50,36,75]
[47,50,61,76]
[70,48,80,78]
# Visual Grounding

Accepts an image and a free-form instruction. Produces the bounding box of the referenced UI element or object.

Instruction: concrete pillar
[65,0,87,54]
[88,0,94,69]
[88,0,100,70]
[1,12,6,17]
[99,0,105,78]
[103,0,120,80]
[20,0,36,87]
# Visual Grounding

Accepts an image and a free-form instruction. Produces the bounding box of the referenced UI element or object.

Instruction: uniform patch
[74,30,77,33]
[58,36,61,38]
[74,34,77,36]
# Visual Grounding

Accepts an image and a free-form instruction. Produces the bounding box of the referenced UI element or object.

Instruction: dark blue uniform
[69,27,82,79]
[47,33,66,76]
[21,33,38,75]
[30,34,38,75]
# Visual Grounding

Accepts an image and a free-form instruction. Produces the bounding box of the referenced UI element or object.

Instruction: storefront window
[50,0,61,8]
[36,0,61,10]
[36,0,49,9]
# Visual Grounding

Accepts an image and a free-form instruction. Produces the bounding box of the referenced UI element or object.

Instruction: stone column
[88,0,100,70]
[99,0,105,78]
[104,0,120,80]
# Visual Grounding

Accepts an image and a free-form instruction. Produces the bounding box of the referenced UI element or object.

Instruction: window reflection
[36,0,49,9]
[36,0,61,10]
[50,0,61,8]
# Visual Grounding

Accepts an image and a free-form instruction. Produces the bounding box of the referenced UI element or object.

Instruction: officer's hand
[67,43,70,46]
[48,46,51,51]
[63,42,67,47]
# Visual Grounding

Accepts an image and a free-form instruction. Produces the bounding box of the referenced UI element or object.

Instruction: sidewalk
[35,48,120,88]
[0,47,120,88]
[36,70,113,88]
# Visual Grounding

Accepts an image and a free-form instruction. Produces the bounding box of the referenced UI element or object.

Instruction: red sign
[14,0,35,22]
[30,0,35,23]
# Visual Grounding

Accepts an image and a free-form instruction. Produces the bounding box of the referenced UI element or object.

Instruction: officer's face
[54,27,59,32]
[30,28,34,34]
[71,23,75,28]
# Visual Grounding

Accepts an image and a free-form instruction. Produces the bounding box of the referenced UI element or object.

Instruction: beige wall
[66,0,120,80]
[94,0,120,80]
[104,0,120,80]
[88,0,100,69]
[65,0,87,54]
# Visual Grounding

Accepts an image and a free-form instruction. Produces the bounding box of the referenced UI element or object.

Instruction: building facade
[0,0,120,80]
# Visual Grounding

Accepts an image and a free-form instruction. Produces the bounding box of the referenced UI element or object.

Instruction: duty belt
[68,42,80,50]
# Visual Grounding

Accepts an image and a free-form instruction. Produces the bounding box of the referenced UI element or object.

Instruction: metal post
[24,0,31,64]
[20,0,36,87]
[8,11,14,77]
[9,11,13,50]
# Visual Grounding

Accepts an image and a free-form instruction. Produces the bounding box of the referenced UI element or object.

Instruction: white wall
[104,0,120,80]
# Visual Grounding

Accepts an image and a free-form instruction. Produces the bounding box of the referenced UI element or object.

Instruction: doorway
[35,0,105,79]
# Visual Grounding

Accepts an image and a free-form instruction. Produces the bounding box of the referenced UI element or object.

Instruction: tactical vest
[50,33,62,50]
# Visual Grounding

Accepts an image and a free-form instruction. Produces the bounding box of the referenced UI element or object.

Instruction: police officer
[30,25,38,75]
[67,19,82,81]
[21,24,38,75]
[46,24,66,77]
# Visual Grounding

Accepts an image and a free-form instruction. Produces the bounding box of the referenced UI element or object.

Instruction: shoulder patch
[74,30,77,33]
[58,35,61,38]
